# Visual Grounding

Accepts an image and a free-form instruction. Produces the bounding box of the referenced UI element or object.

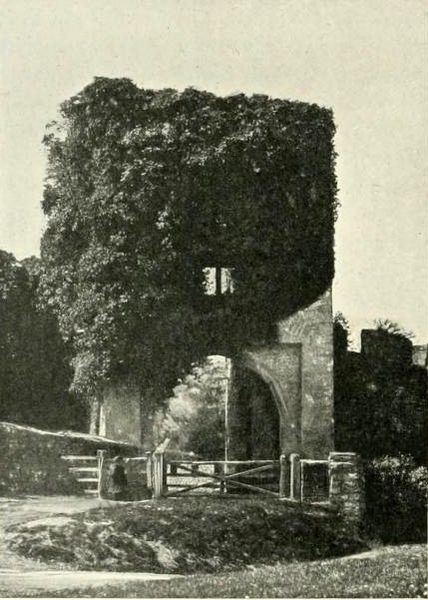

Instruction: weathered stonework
[238,288,334,458]
[0,421,137,496]
[413,344,428,368]
[98,382,142,447]
[328,452,365,524]
[92,289,334,459]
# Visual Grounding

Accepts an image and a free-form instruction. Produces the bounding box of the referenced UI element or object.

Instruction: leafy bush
[364,454,427,543]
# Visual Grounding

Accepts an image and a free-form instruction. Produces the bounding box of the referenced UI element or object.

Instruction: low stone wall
[288,451,365,525]
[0,421,138,496]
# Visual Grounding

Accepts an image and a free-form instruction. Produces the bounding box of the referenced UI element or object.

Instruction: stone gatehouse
[91,287,334,459]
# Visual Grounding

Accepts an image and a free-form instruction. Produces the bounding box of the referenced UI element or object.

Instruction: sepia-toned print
[0,1,426,597]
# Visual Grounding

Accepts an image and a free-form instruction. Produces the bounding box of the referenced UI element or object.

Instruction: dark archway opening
[229,363,281,461]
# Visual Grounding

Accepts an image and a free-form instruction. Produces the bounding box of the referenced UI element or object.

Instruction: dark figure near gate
[109,455,128,500]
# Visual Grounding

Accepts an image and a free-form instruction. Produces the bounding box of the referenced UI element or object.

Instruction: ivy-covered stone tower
[41,79,337,458]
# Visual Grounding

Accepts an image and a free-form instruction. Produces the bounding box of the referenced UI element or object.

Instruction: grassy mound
[6,498,366,574]
[10,544,424,598]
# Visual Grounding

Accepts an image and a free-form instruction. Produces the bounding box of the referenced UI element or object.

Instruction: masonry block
[329,451,365,524]
[240,289,334,458]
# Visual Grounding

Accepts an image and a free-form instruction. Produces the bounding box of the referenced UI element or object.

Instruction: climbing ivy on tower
[40,77,338,399]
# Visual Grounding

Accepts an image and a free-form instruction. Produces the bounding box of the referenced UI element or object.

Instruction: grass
[1,544,425,598]
[6,497,366,574]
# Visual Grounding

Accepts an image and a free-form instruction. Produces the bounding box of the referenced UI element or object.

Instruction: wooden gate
[61,449,105,497]
[147,444,330,503]
[166,459,283,497]
[148,442,289,498]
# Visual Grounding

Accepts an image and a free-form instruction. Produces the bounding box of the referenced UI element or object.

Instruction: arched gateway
[94,288,334,459]
[239,288,334,458]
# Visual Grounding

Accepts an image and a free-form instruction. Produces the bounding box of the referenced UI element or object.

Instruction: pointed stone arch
[94,289,334,459]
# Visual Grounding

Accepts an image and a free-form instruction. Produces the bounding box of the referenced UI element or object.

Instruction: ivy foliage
[41,77,337,397]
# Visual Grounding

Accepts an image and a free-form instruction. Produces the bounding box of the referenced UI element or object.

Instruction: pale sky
[1,0,427,344]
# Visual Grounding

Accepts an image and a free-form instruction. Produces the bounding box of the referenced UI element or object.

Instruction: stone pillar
[328,452,365,525]
[101,381,142,446]
[277,289,334,458]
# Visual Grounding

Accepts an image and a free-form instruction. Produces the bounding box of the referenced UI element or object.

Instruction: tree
[154,357,228,459]
[0,250,86,430]
[40,77,338,403]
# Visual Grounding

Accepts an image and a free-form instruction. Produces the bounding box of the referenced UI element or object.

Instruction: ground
[0,495,178,596]
[0,495,100,571]
[0,495,426,598]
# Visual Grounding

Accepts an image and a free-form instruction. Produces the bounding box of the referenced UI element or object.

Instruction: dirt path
[0,495,103,571]
[0,496,179,596]
[0,569,181,594]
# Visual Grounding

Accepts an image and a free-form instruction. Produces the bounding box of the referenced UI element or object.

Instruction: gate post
[162,453,168,494]
[153,451,167,498]
[96,449,106,499]
[152,452,162,498]
[145,451,153,491]
[279,454,287,499]
[152,438,170,499]
[289,453,301,502]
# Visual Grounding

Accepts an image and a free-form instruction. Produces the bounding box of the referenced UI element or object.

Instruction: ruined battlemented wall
[334,326,427,463]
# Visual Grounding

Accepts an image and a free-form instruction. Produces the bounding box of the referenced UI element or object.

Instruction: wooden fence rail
[61,446,363,523]
[146,446,288,498]
[61,453,102,497]
[146,445,331,502]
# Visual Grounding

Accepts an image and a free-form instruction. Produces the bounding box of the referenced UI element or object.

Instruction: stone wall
[278,289,334,457]
[243,344,302,457]
[328,452,365,525]
[99,382,142,447]
[0,421,137,496]
[240,289,334,458]
[95,289,334,460]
